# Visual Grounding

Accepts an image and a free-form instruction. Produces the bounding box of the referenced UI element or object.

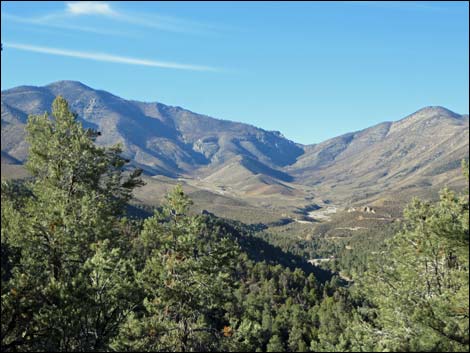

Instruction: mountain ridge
[2,80,468,208]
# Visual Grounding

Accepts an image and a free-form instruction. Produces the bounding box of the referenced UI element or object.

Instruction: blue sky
[1,1,469,144]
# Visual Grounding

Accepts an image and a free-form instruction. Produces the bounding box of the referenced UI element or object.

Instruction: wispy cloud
[2,12,131,37]
[70,1,219,35]
[66,2,116,16]
[113,12,214,34]
[2,1,220,36]
[3,42,219,72]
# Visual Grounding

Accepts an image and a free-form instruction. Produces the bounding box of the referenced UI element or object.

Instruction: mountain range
[2,80,468,222]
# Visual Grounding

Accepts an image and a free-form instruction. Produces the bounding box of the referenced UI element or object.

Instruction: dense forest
[1,97,469,352]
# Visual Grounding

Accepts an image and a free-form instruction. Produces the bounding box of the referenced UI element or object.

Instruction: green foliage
[25,96,143,216]
[462,158,469,184]
[354,185,469,351]
[1,97,143,351]
[0,95,327,351]
[114,184,240,351]
[2,96,468,352]
[267,334,285,352]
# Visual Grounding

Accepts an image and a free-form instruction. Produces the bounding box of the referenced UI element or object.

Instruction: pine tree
[114,185,240,352]
[266,334,285,352]
[357,164,469,351]
[1,96,143,351]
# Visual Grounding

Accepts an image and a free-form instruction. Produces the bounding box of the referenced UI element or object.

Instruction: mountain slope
[1,81,468,210]
[287,106,469,203]
[1,81,303,179]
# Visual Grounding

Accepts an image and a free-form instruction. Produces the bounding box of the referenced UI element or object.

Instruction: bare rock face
[193,137,220,160]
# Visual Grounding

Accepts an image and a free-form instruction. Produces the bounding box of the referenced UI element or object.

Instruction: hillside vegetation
[1,97,468,352]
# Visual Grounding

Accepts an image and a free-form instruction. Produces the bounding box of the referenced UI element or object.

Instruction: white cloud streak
[66,2,117,16]
[110,11,218,35]
[2,12,132,37]
[2,2,221,36]
[64,2,218,34]
[3,42,219,72]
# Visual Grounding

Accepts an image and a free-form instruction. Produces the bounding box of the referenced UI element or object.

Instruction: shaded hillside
[1,81,303,179]
[1,151,20,165]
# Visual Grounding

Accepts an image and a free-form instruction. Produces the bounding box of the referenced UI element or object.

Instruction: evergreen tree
[266,334,285,352]
[356,166,469,351]
[1,96,143,351]
[114,185,240,351]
